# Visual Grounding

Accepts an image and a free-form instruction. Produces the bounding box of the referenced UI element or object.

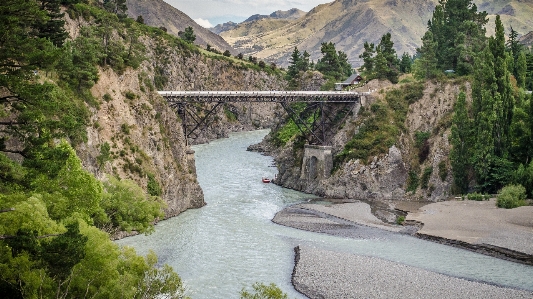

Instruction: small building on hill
[335,73,363,90]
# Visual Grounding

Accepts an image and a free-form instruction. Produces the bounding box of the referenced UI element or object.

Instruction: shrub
[396,215,405,225]
[438,160,448,181]
[496,184,527,209]
[406,170,419,192]
[240,282,288,299]
[421,166,433,189]
[467,192,484,201]
[147,173,162,196]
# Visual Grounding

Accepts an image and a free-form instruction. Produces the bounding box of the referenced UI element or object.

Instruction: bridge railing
[158,91,361,103]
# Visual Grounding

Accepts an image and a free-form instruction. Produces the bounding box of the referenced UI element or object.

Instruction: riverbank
[273,199,533,298]
[292,246,533,299]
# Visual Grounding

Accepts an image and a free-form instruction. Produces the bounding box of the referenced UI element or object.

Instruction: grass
[334,82,424,167]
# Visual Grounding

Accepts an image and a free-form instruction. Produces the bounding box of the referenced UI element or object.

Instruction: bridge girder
[159,91,361,146]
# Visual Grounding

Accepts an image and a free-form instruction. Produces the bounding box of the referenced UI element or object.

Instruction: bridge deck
[158,91,361,103]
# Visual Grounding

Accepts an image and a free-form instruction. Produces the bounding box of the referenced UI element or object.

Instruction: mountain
[519,31,533,49]
[220,0,533,67]
[126,0,234,53]
[211,8,306,35]
[211,21,238,35]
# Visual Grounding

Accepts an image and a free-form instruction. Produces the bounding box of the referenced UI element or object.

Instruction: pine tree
[359,42,375,76]
[286,47,301,80]
[316,42,342,80]
[182,26,196,44]
[427,0,488,74]
[399,52,412,73]
[414,31,438,79]
[506,26,522,79]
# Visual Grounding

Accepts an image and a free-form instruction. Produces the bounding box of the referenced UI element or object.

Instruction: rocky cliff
[66,12,286,219]
[260,79,462,203]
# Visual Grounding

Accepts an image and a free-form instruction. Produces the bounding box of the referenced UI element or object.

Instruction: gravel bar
[292,246,533,299]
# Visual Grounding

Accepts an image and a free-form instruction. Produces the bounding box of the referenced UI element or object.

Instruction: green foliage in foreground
[497,184,527,209]
[240,282,289,299]
[334,82,424,167]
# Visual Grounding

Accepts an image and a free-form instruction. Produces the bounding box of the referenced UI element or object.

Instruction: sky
[163,0,333,28]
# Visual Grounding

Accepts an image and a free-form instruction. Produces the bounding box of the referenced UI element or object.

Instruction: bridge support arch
[300,145,333,181]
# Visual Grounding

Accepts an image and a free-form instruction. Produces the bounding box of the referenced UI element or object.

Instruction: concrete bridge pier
[300,145,333,181]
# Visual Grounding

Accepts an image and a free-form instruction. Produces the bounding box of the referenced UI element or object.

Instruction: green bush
[467,192,484,201]
[496,184,527,209]
[334,83,424,167]
[438,160,448,181]
[240,282,288,299]
[406,170,419,192]
[396,215,405,225]
[421,166,433,189]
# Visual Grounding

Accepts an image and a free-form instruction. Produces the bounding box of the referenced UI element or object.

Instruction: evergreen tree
[316,42,342,80]
[413,31,438,79]
[182,26,196,44]
[36,0,68,47]
[359,41,375,76]
[427,0,488,74]
[338,50,353,78]
[374,33,399,83]
[450,92,472,193]
[103,0,127,17]
[489,15,514,157]
[399,52,412,73]
[516,51,527,89]
[506,26,522,79]
[286,47,301,79]
[298,50,311,73]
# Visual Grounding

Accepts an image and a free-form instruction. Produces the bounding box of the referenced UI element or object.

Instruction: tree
[286,47,302,79]
[516,51,527,89]
[413,31,439,79]
[316,42,345,80]
[506,26,523,79]
[450,92,472,193]
[399,52,412,73]
[136,15,144,24]
[182,26,196,44]
[223,50,231,57]
[240,283,288,299]
[359,41,375,75]
[427,0,488,74]
[374,33,399,83]
[36,0,68,47]
[103,0,127,18]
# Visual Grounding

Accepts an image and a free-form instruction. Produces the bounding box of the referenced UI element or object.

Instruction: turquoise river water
[116,130,533,298]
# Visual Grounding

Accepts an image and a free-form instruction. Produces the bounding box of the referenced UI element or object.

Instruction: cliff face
[67,15,286,219]
[268,80,461,202]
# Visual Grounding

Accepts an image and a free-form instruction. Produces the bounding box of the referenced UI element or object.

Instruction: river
[116,129,533,298]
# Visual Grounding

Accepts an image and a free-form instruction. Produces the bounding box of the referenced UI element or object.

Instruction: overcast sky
[163,0,332,28]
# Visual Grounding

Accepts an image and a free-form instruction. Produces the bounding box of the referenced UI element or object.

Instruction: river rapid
[116,130,533,298]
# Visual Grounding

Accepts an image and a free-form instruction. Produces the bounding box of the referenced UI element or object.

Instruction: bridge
[158,91,362,146]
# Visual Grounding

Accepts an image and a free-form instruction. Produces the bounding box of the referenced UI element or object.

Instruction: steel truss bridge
[158,91,362,146]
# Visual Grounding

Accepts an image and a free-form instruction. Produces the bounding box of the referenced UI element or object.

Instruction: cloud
[194,18,214,28]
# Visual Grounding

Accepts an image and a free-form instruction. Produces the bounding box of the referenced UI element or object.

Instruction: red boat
[262,177,271,183]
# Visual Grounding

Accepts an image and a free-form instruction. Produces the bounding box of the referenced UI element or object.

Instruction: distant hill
[519,31,533,49]
[126,0,234,53]
[220,0,533,67]
[210,8,306,35]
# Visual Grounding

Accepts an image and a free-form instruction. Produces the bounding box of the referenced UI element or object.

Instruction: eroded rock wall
[269,80,463,202]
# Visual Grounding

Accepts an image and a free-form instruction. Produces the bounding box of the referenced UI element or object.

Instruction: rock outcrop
[262,80,461,202]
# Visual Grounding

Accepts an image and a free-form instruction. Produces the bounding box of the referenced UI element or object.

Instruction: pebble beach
[273,200,533,299]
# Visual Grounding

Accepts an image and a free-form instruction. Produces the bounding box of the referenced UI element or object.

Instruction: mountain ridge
[220,0,533,67]
[126,0,234,53]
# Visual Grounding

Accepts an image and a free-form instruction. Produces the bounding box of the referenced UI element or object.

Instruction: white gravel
[293,246,533,299]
